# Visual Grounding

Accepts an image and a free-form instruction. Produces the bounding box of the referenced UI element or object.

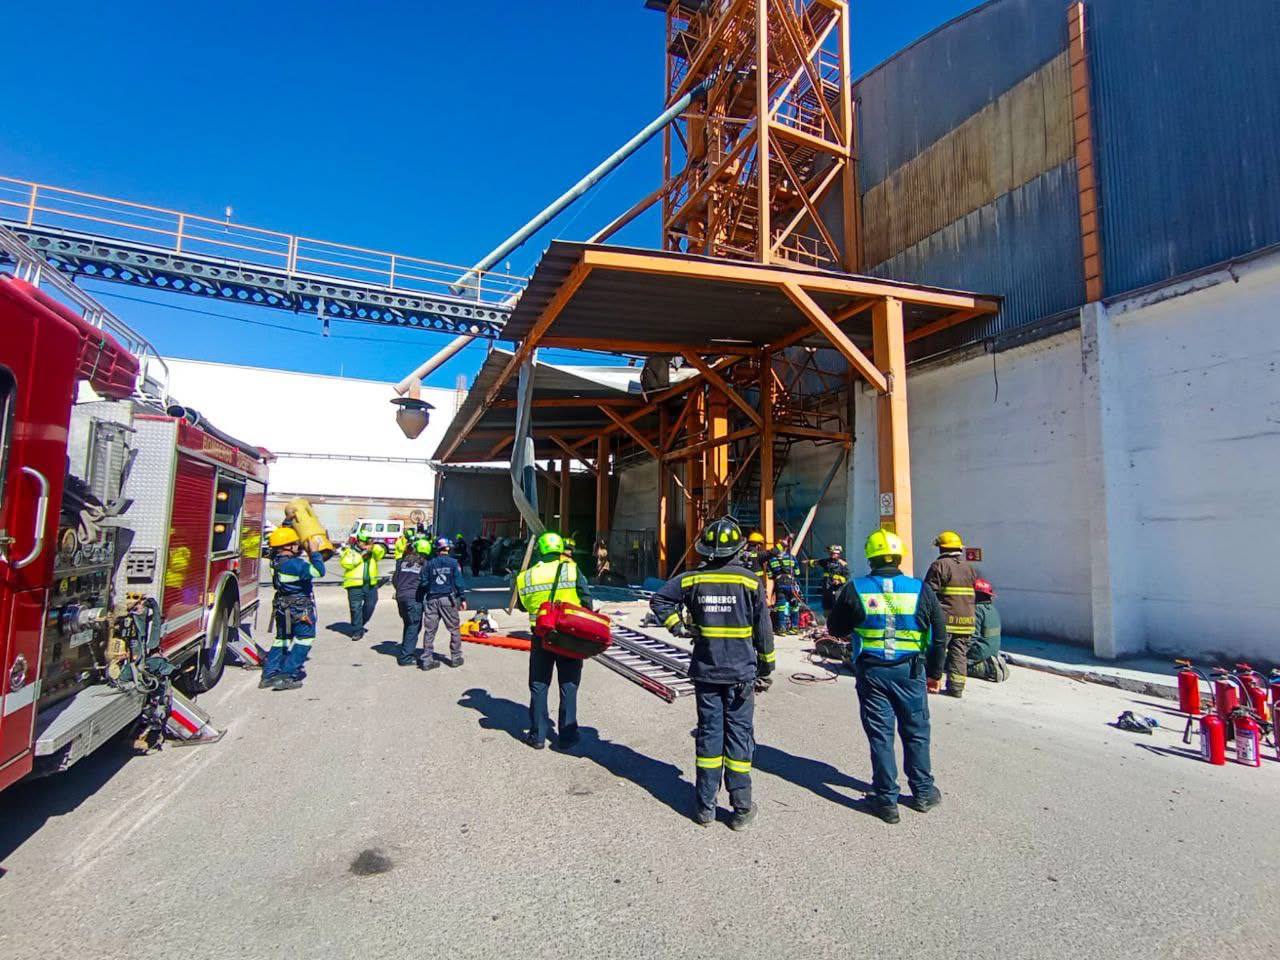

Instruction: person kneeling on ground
[394,539,432,666]
[967,578,1009,682]
[264,528,326,691]
[418,537,467,671]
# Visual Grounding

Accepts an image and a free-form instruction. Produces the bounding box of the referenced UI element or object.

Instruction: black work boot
[866,800,900,824]
[272,677,303,692]
[523,733,545,750]
[905,787,943,813]
[449,655,465,668]
[419,659,440,671]
[728,804,757,831]
[693,806,715,828]
[258,675,277,690]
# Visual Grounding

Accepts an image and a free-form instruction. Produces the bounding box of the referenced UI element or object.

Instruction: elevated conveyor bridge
[0,176,525,336]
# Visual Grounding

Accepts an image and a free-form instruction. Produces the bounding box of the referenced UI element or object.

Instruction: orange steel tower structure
[658,0,861,270]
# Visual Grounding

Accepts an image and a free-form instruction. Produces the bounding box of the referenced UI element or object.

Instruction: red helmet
[974,577,994,599]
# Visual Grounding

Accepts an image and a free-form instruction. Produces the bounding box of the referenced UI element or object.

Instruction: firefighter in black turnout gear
[651,517,775,830]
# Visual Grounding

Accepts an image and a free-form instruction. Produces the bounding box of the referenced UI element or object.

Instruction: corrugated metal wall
[856,0,1280,347]
[1089,0,1280,294]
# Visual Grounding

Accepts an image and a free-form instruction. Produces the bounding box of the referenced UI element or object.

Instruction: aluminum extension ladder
[595,624,695,702]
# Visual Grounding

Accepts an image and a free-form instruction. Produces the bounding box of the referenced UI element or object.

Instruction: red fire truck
[0,228,269,792]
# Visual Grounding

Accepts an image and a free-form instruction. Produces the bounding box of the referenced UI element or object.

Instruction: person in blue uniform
[827,529,948,824]
[264,527,326,691]
[419,537,467,670]
[765,538,801,634]
[650,517,775,830]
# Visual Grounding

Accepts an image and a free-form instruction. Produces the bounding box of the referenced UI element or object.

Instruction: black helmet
[696,517,745,559]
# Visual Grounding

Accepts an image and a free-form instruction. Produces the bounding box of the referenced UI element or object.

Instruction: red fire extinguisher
[1200,713,1226,765]
[1175,659,1202,716]
[1236,665,1270,722]
[1212,669,1240,737]
[1233,709,1262,767]
[1270,669,1280,709]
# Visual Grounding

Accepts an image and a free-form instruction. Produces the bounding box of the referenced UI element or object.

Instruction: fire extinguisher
[1212,668,1240,737]
[1175,659,1202,716]
[1236,664,1270,723]
[1233,708,1262,767]
[1200,712,1226,765]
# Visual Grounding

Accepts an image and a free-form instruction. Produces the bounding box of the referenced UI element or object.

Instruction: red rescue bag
[532,562,612,659]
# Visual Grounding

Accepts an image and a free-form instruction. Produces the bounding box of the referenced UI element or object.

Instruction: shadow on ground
[754,743,871,810]
[457,688,691,816]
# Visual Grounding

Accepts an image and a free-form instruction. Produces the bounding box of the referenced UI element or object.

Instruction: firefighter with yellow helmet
[827,528,948,824]
[924,530,979,698]
[264,526,326,691]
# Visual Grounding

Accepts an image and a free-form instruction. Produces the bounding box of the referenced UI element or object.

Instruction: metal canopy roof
[432,348,657,463]
[501,241,1001,353]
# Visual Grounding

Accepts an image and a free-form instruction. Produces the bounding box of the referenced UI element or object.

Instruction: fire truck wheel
[184,594,236,694]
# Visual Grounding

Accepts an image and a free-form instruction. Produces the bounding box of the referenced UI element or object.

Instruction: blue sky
[0,1,974,384]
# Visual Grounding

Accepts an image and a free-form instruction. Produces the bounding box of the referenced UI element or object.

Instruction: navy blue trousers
[528,641,582,745]
[694,680,755,813]
[397,598,423,660]
[854,657,935,805]
[347,585,378,633]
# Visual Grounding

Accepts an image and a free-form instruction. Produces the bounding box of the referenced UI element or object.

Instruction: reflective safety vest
[516,559,581,624]
[852,574,927,660]
[340,545,384,589]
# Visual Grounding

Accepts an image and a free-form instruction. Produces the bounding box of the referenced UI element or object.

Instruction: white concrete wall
[851,247,1280,661]
[852,329,1094,644]
[1104,253,1280,662]
[162,359,456,500]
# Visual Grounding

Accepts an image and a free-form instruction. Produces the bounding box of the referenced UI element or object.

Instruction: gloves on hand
[669,622,690,639]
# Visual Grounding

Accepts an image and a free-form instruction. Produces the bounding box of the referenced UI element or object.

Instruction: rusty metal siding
[862,51,1073,267]
[1089,0,1280,295]
[855,0,1069,190]
[870,163,1084,346]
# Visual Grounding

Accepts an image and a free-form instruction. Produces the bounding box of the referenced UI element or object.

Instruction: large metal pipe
[394,333,472,395]
[450,76,712,296]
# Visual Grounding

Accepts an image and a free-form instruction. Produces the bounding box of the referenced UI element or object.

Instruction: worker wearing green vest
[827,529,949,824]
[516,531,594,751]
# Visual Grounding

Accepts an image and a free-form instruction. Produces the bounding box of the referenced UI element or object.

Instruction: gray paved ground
[0,584,1275,960]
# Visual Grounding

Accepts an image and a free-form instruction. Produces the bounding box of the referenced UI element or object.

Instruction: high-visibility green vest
[340,545,384,588]
[516,559,581,624]
[853,574,927,660]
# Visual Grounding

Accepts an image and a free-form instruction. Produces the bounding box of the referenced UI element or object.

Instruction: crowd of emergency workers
[261,512,1005,828]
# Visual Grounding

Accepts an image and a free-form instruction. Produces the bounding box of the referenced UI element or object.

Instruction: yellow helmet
[934,530,964,550]
[267,527,300,548]
[748,532,765,544]
[864,528,904,561]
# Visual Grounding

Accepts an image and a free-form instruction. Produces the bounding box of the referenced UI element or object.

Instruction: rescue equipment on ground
[594,624,694,702]
[1115,711,1158,735]
[283,498,335,559]
[460,632,532,651]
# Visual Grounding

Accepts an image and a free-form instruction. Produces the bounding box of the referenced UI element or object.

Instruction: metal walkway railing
[0,176,527,337]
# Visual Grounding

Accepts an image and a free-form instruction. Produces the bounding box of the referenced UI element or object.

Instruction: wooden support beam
[664,426,758,462]
[602,406,661,460]
[539,337,754,355]
[580,247,997,311]
[483,435,513,460]
[775,424,852,443]
[657,407,669,577]
[681,351,763,428]
[759,351,775,547]
[782,282,889,393]
[904,307,987,345]
[483,259,592,408]
[872,297,914,574]
[493,396,644,409]
[595,435,610,542]
[549,434,596,475]
[559,457,571,531]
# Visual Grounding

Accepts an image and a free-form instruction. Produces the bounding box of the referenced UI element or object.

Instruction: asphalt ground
[0,583,1275,959]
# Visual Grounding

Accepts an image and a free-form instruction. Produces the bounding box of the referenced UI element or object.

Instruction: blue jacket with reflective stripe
[827,564,948,678]
[272,553,325,597]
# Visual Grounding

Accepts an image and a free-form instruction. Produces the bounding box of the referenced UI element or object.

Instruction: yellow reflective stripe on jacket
[696,755,724,769]
[724,757,752,774]
[663,612,682,628]
[941,586,976,596]
[680,573,760,590]
[760,650,777,663]
[699,625,753,639]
